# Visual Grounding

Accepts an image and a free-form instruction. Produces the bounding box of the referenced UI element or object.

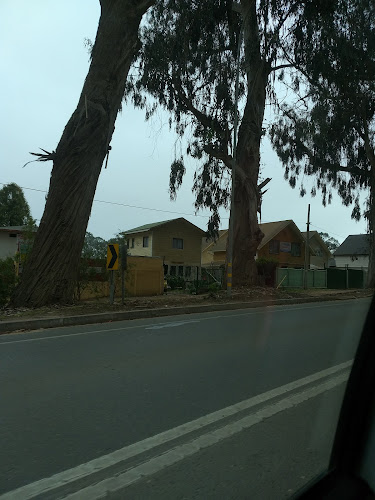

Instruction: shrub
[208,282,221,293]
[165,275,186,290]
[0,257,17,307]
[186,279,209,294]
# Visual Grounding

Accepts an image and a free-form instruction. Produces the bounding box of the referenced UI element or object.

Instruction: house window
[128,238,135,248]
[269,240,280,254]
[143,236,149,248]
[170,265,176,276]
[291,242,301,257]
[9,233,17,238]
[185,266,192,278]
[178,266,184,276]
[172,238,183,249]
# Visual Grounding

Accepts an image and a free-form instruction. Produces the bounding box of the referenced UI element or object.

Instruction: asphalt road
[0,298,371,498]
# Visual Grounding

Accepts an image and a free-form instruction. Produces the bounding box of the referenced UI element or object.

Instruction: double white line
[1,360,352,500]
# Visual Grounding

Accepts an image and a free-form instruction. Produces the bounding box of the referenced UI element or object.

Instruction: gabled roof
[259,220,304,248]
[202,220,304,253]
[334,234,370,256]
[124,219,174,234]
[124,217,205,235]
[0,226,25,233]
[301,230,331,256]
[201,230,227,252]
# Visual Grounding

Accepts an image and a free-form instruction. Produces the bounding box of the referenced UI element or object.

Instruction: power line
[309,223,347,240]
[0,182,227,220]
[0,182,361,238]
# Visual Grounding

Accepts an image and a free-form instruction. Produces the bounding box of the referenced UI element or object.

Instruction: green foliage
[208,282,221,293]
[165,274,186,290]
[126,0,239,234]
[16,219,38,267]
[186,279,209,294]
[319,232,340,252]
[82,232,108,260]
[77,232,107,301]
[0,183,32,227]
[0,257,17,307]
[269,0,374,223]
[126,0,309,236]
[77,232,129,300]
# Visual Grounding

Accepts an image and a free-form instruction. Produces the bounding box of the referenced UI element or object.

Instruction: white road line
[65,372,348,500]
[145,320,200,330]
[0,299,366,345]
[0,360,352,500]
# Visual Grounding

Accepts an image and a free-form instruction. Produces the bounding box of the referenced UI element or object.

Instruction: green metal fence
[327,268,366,289]
[276,268,327,288]
[277,267,366,289]
[326,268,346,289]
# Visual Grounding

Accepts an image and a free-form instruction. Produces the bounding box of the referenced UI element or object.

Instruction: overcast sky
[1,1,369,243]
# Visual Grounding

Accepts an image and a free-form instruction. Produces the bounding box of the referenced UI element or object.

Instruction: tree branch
[297,137,369,178]
[172,77,229,142]
[269,63,294,73]
[275,3,300,36]
[203,145,233,169]
[258,177,271,190]
[282,108,371,178]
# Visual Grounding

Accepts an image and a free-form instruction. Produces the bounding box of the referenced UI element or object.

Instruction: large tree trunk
[230,0,267,287]
[12,0,154,307]
[367,172,375,288]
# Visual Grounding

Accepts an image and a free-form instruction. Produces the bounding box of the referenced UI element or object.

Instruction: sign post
[107,243,119,304]
[121,242,127,305]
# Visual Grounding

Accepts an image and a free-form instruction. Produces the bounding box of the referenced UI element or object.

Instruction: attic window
[269,240,280,254]
[291,242,301,257]
[172,238,183,249]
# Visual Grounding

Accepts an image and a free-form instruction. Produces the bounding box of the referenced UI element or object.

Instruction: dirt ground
[0,287,372,322]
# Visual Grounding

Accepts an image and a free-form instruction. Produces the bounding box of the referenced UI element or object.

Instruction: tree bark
[11,0,154,307]
[230,0,267,286]
[367,171,375,288]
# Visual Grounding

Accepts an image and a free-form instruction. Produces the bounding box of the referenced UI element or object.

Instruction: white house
[0,226,23,259]
[333,234,370,269]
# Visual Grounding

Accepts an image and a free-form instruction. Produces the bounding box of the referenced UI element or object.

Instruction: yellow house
[202,220,307,268]
[123,218,205,278]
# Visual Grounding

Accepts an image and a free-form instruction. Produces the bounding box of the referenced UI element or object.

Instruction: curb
[0,294,370,335]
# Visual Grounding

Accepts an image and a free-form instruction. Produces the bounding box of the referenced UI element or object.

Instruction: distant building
[0,226,24,259]
[301,231,332,269]
[333,234,370,269]
[123,218,205,278]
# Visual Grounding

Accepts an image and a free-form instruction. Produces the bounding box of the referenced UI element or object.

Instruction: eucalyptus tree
[127,0,315,285]
[270,0,375,285]
[12,0,155,307]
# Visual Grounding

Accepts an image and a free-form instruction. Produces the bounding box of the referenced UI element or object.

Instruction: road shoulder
[0,289,372,334]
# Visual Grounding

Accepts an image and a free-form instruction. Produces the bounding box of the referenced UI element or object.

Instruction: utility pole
[304,204,311,289]
[121,242,127,305]
[227,26,243,296]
